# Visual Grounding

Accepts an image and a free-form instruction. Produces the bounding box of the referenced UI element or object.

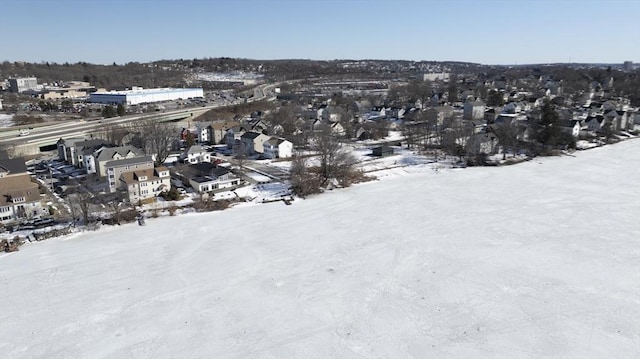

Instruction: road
[0,82,279,150]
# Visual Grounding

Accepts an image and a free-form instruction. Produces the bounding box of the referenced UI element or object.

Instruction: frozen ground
[1,139,639,358]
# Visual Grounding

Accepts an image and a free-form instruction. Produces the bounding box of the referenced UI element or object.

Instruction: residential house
[57,138,111,167]
[466,132,497,155]
[180,127,198,143]
[424,106,455,126]
[263,137,293,159]
[105,156,155,193]
[503,102,526,114]
[463,101,485,120]
[560,120,583,138]
[119,166,170,204]
[86,145,144,177]
[617,110,632,130]
[240,131,271,155]
[330,122,346,136]
[527,97,544,108]
[181,145,211,164]
[184,163,240,193]
[355,126,372,141]
[494,114,518,126]
[225,125,250,149]
[246,118,269,133]
[207,120,240,144]
[195,123,210,143]
[469,119,487,134]
[352,100,372,116]
[602,109,632,132]
[0,158,43,223]
[320,106,342,123]
[585,115,605,133]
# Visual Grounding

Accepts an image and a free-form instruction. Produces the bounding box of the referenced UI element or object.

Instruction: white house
[181,145,210,164]
[560,120,583,138]
[195,123,210,143]
[464,101,485,120]
[188,167,240,193]
[263,137,293,159]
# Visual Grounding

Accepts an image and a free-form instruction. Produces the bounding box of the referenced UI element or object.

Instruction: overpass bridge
[0,107,211,157]
[1,81,279,157]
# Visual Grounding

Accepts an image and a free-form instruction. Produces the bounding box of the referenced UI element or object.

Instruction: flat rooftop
[92,88,203,96]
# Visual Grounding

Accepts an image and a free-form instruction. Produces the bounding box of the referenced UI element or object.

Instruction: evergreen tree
[102,105,117,118]
[487,90,504,107]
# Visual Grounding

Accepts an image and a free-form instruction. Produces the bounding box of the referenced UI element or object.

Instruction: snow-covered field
[1,140,639,358]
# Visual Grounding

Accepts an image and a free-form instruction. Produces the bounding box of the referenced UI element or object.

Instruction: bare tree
[442,120,473,161]
[313,124,357,186]
[289,152,321,197]
[265,103,299,138]
[402,120,421,149]
[99,123,130,146]
[131,119,178,165]
[406,79,433,108]
[99,191,128,225]
[233,140,247,174]
[67,189,93,225]
[490,123,520,159]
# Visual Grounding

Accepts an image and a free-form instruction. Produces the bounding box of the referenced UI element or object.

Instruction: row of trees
[101,104,125,118]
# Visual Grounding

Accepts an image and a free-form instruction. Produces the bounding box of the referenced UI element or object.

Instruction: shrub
[168,204,178,216]
[160,188,180,201]
[466,152,489,167]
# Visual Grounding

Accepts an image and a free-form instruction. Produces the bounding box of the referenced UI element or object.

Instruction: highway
[0,82,279,154]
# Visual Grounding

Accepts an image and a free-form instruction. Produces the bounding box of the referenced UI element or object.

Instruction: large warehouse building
[88,87,204,105]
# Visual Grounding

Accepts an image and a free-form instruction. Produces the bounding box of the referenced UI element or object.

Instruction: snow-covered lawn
[1,139,639,358]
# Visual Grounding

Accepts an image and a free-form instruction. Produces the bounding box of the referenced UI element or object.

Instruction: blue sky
[1,0,638,65]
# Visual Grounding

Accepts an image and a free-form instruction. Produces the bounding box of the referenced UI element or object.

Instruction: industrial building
[88,87,204,105]
[8,77,39,93]
[422,72,450,82]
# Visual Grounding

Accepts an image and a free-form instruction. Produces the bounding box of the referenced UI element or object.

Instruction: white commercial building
[8,77,39,93]
[423,72,450,82]
[89,87,204,105]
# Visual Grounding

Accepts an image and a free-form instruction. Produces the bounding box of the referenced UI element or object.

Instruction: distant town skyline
[1,0,639,66]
